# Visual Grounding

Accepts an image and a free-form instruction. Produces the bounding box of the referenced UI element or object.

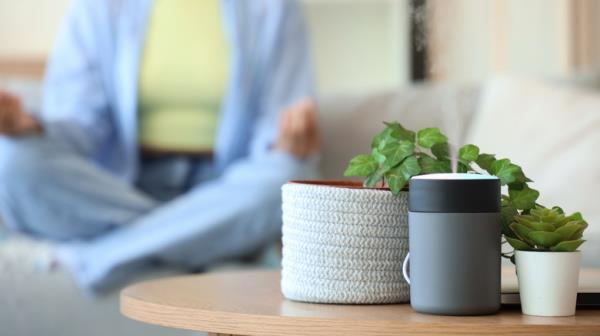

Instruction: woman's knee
[0,137,55,191]
[0,137,51,233]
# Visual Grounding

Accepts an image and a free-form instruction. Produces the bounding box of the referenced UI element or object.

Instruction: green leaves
[501,198,518,238]
[418,155,451,174]
[345,121,588,256]
[559,212,584,227]
[554,222,585,241]
[349,122,419,189]
[459,144,479,162]
[506,237,530,250]
[417,128,447,148]
[510,223,534,245]
[456,144,479,174]
[364,167,387,188]
[550,239,586,252]
[489,159,522,185]
[378,140,415,169]
[384,122,416,142]
[506,206,588,252]
[386,156,421,194]
[344,155,378,177]
[484,158,539,220]
[371,128,392,150]
[371,122,415,149]
[372,148,387,165]
[476,153,496,171]
[349,122,451,190]
[508,185,540,210]
[431,143,450,160]
[527,231,562,248]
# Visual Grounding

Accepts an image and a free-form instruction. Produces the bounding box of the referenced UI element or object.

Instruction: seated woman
[0,0,319,292]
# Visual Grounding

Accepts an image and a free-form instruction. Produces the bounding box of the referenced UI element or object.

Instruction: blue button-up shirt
[42,0,316,182]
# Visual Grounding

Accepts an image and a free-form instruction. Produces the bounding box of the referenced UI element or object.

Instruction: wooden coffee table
[121,270,600,336]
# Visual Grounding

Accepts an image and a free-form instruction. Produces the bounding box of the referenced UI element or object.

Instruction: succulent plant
[505,206,587,252]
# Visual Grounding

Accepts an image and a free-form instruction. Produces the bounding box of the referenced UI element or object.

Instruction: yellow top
[138,0,229,152]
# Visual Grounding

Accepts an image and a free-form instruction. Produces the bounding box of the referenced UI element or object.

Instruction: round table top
[121,270,600,336]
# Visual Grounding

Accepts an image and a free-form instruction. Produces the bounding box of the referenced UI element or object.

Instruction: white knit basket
[281,182,410,304]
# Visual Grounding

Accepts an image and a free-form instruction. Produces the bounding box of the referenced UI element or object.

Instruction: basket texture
[281,183,409,304]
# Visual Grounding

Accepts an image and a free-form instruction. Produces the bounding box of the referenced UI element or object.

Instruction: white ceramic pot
[515,250,581,317]
[281,180,409,304]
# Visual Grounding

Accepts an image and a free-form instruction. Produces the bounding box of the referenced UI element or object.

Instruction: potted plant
[505,207,588,316]
[282,123,450,304]
[281,179,410,304]
[282,121,588,313]
[343,122,589,316]
[281,121,516,304]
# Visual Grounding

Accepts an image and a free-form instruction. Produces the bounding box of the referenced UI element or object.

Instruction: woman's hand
[0,90,42,136]
[274,98,320,158]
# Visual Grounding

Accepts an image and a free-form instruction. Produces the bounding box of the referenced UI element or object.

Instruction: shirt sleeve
[41,0,114,157]
[249,0,316,157]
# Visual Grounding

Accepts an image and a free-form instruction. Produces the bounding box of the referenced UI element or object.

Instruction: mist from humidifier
[446,98,460,174]
[411,1,471,173]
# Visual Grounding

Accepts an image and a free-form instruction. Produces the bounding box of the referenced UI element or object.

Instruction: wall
[427,0,492,83]
[0,0,71,58]
[303,0,410,95]
[0,0,411,95]
[3,0,599,89]
[427,0,600,84]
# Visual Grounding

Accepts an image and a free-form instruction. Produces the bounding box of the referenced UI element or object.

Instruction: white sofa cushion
[466,76,600,267]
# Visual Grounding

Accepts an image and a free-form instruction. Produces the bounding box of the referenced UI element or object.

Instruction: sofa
[1,75,599,336]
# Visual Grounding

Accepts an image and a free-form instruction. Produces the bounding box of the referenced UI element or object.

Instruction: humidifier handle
[402,253,410,285]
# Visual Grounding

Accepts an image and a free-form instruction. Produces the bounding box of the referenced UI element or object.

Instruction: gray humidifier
[403,173,501,315]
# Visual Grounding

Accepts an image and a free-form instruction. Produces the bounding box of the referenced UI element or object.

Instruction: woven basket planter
[281,180,409,304]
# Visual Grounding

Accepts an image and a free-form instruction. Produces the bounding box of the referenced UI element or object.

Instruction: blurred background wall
[0,0,411,95]
[0,0,71,58]
[428,0,600,83]
[1,0,600,91]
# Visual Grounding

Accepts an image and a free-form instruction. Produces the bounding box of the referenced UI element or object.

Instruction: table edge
[120,291,600,335]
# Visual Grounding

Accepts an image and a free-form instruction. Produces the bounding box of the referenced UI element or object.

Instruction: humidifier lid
[409,173,501,213]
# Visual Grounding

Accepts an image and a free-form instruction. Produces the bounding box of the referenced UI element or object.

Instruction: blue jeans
[0,133,317,292]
